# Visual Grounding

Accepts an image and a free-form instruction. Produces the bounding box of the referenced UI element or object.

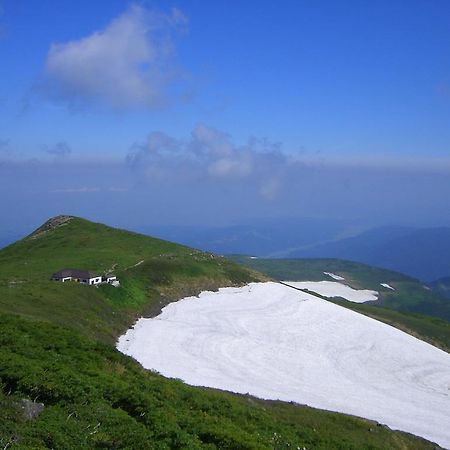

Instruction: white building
[51,269,103,285]
[103,274,117,283]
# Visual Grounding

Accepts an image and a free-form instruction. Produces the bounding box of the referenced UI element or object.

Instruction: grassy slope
[0,314,436,450]
[0,217,265,343]
[231,256,450,353]
[0,218,443,449]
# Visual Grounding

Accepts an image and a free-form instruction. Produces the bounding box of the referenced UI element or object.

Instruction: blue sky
[1,1,450,235]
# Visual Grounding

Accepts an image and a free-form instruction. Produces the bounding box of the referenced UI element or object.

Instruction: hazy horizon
[1,1,450,237]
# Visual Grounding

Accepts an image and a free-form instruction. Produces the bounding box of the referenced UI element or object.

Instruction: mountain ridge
[287,227,450,281]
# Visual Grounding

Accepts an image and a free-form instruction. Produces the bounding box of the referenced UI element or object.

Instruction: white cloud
[127,124,289,200]
[128,124,286,184]
[208,156,252,178]
[44,5,187,109]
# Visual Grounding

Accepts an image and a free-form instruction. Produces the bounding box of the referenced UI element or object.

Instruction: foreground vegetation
[0,314,438,450]
[0,217,444,448]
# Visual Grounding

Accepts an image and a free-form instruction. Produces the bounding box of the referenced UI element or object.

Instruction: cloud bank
[127,124,450,203]
[128,124,287,199]
[2,124,450,233]
[43,5,187,109]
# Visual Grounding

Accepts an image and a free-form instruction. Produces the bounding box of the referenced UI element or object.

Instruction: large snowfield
[118,282,450,448]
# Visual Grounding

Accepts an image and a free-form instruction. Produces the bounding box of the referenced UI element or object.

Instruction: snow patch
[118,282,450,448]
[324,272,345,281]
[285,280,378,303]
[381,283,395,290]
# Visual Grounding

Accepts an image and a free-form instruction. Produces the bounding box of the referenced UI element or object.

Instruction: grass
[0,313,438,450]
[0,217,266,343]
[0,217,445,449]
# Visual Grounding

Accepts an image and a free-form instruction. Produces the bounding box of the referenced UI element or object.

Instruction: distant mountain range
[138,217,356,257]
[141,222,450,282]
[288,227,450,282]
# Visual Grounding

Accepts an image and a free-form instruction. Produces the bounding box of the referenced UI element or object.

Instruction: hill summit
[27,214,74,240]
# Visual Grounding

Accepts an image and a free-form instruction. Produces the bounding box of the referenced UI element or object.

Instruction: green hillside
[1,314,436,450]
[0,217,443,449]
[0,216,265,343]
[231,256,450,352]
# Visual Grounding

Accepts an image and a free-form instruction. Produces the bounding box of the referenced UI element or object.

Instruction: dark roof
[51,269,101,279]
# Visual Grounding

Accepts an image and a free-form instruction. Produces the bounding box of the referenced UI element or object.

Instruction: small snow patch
[381,283,395,291]
[285,280,378,303]
[324,272,345,281]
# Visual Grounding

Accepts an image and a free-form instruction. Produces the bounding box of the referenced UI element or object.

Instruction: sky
[1,0,450,237]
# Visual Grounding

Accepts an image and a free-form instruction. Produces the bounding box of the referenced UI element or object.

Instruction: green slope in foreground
[0,217,442,449]
[231,256,450,353]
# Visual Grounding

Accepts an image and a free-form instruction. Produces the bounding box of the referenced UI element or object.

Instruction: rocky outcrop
[27,215,73,240]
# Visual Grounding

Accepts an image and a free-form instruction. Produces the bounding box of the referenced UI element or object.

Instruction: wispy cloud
[108,186,129,192]
[42,5,188,109]
[50,187,100,193]
[46,141,72,158]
